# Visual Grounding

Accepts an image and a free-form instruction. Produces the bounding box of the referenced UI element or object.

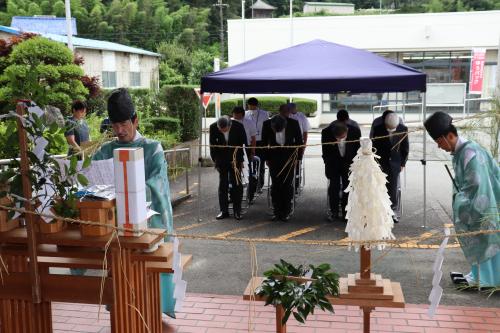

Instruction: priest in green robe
[93,88,177,316]
[424,112,500,287]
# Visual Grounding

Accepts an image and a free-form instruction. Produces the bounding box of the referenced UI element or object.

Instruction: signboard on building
[469,48,486,95]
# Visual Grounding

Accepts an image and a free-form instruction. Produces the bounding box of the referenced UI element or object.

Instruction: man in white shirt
[288,103,311,190]
[233,106,258,203]
[245,97,269,192]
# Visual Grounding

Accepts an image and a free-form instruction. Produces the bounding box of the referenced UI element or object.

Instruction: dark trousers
[246,150,258,202]
[383,165,400,211]
[269,159,294,217]
[255,141,266,189]
[217,164,243,214]
[328,169,349,217]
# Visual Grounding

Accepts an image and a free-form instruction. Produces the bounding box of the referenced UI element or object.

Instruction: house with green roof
[0,16,160,90]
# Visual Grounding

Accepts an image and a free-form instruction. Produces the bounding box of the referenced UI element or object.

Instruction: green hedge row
[206,96,317,117]
[91,87,200,142]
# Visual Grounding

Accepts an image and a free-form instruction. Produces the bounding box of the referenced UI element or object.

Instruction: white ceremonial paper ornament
[344,137,395,250]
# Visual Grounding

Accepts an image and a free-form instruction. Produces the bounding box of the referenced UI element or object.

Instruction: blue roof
[0,25,160,57]
[11,16,77,35]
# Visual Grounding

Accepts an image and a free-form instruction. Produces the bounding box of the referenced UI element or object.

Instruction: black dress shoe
[234,212,242,220]
[392,217,399,224]
[271,214,280,221]
[281,214,291,222]
[216,212,229,220]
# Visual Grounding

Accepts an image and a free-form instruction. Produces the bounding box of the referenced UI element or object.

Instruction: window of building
[130,72,141,87]
[102,71,117,88]
[102,51,117,88]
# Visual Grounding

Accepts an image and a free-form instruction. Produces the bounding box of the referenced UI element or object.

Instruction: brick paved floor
[52,293,500,333]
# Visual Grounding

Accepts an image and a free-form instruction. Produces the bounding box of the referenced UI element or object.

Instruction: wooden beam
[16,102,41,304]
[0,272,114,304]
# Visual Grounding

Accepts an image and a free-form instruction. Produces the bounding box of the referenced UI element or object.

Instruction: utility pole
[64,0,74,52]
[214,0,228,62]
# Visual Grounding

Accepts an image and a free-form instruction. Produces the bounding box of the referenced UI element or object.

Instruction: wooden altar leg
[362,307,372,333]
[360,246,371,279]
[146,272,162,333]
[0,254,51,333]
[275,305,286,333]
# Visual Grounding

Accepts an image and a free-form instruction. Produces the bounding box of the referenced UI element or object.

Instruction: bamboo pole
[16,101,41,303]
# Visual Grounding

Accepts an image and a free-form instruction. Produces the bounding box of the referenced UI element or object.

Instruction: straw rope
[0,204,498,249]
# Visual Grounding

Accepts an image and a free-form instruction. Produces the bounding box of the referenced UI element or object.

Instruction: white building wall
[229,11,500,65]
[75,49,159,89]
[228,11,500,126]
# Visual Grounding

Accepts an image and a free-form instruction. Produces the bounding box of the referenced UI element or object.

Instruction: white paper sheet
[81,158,114,186]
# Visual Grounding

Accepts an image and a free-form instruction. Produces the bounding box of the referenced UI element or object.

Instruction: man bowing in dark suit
[372,111,409,223]
[209,116,247,220]
[322,120,361,222]
[261,104,303,222]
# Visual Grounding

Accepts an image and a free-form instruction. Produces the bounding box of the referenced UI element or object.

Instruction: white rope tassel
[344,137,395,251]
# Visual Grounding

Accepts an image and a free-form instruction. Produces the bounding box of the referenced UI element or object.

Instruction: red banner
[469,48,486,95]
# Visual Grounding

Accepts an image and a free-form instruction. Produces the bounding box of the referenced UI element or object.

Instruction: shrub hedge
[160,85,200,141]
[146,116,181,134]
[206,96,317,117]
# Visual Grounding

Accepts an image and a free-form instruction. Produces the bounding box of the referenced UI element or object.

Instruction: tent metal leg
[198,98,204,222]
[422,92,427,229]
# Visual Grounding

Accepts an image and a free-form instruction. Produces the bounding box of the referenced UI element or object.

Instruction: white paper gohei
[116,190,148,225]
[113,148,146,193]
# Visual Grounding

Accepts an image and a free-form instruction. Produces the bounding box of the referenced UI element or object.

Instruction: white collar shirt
[338,139,346,157]
[234,117,257,146]
[275,130,286,146]
[133,131,143,141]
[289,112,311,134]
[245,109,269,141]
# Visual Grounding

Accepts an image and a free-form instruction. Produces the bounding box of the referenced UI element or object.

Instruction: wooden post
[16,102,41,303]
[275,304,286,333]
[360,245,371,279]
[360,245,371,332]
[363,307,372,333]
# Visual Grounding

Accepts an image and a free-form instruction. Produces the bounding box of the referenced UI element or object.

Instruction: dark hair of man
[232,106,245,115]
[332,120,348,138]
[445,124,458,136]
[278,104,289,115]
[247,97,259,106]
[336,109,349,121]
[382,109,394,119]
[72,100,87,111]
[217,115,231,129]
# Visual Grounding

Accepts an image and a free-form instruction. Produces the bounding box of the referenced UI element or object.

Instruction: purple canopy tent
[201,39,426,94]
[197,39,429,227]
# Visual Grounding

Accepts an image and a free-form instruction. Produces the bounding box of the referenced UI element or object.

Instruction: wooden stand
[0,197,19,232]
[77,199,116,237]
[338,246,405,333]
[38,219,65,234]
[244,246,405,333]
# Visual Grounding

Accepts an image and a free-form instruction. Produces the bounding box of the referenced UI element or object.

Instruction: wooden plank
[132,243,173,262]
[181,254,193,270]
[0,227,166,250]
[146,261,173,274]
[242,277,266,301]
[0,272,113,304]
[242,277,405,309]
[39,228,166,249]
[37,256,103,269]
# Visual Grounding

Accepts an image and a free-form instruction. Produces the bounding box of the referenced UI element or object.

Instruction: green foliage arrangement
[207,97,317,117]
[0,106,90,220]
[257,259,340,325]
[0,37,88,114]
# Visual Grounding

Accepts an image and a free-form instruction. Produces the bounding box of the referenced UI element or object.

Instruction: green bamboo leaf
[77,174,89,186]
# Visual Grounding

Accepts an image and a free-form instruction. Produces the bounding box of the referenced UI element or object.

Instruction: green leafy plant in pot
[257,259,340,325]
